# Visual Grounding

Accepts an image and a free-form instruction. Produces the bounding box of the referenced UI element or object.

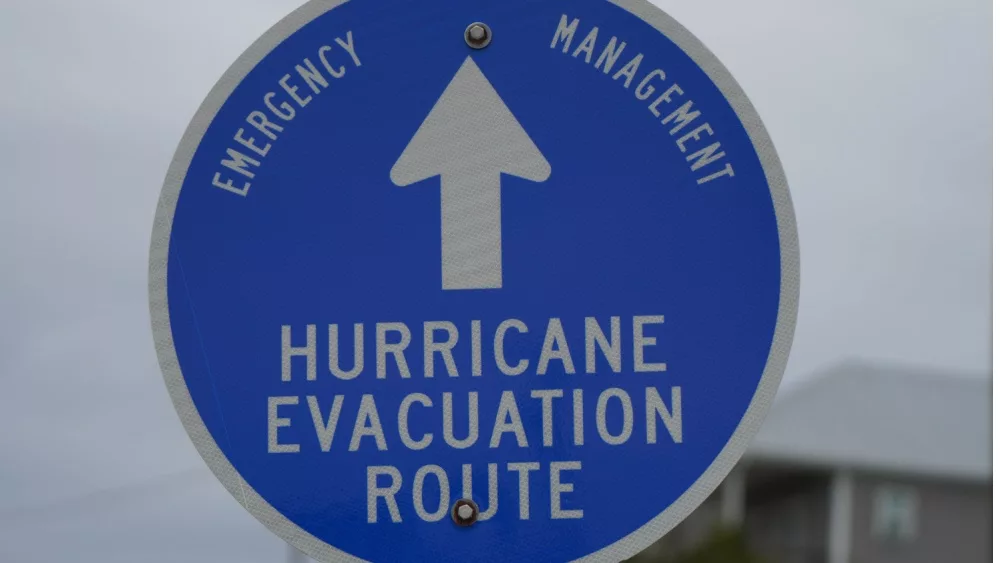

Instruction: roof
[747,360,991,481]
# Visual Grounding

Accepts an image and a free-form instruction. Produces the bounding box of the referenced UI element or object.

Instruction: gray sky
[0,0,990,560]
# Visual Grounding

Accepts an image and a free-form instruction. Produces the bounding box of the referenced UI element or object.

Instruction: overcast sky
[0,0,991,561]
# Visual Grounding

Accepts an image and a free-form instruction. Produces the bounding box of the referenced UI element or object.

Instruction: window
[871,485,919,543]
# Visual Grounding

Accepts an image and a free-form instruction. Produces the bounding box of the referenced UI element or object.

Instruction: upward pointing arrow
[391,56,551,291]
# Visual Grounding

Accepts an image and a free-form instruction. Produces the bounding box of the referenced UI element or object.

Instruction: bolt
[452,498,480,527]
[464,22,492,49]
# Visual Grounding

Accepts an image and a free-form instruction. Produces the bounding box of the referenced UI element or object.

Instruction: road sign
[149,1,798,562]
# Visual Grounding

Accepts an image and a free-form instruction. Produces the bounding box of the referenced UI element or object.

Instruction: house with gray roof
[634,361,991,563]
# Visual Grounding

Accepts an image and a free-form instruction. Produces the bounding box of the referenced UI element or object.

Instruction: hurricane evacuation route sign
[149,0,798,561]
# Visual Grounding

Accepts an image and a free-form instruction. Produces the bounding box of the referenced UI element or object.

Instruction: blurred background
[0,0,991,562]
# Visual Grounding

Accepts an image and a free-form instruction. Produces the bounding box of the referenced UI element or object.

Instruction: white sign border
[148,1,799,561]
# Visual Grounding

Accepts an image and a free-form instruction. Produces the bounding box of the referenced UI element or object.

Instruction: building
[635,361,991,563]
[0,360,987,563]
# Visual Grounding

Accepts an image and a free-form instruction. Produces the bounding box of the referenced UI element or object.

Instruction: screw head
[452,498,480,527]
[465,22,492,49]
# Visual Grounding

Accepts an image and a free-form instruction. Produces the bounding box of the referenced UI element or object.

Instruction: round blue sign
[149,0,798,561]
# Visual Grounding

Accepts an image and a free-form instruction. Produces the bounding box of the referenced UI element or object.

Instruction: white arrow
[391,56,551,291]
